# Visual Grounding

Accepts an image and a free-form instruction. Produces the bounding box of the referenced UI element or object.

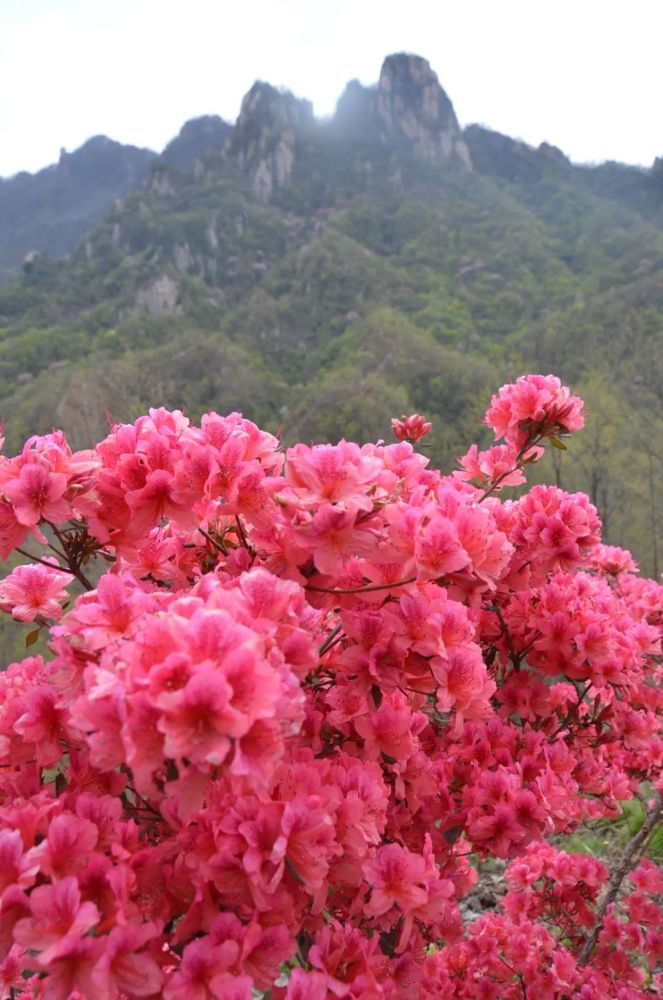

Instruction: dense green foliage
[0,119,661,576]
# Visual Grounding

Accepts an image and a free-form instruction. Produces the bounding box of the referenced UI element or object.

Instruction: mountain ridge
[2,52,661,284]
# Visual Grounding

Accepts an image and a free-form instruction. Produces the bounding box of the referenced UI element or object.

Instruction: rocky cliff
[225,82,315,203]
[375,53,472,168]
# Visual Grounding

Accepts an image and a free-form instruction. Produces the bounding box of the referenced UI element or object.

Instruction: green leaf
[26,628,40,647]
[549,437,567,450]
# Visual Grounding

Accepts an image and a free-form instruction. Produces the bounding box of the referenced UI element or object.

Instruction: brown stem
[124,785,163,820]
[15,547,67,573]
[484,602,521,671]
[47,522,94,591]
[549,681,592,741]
[577,793,663,966]
[305,576,416,596]
[198,526,228,556]
[319,623,343,656]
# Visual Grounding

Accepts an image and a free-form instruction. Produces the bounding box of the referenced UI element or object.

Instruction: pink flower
[37,936,102,999]
[34,813,99,878]
[629,859,663,895]
[13,686,68,764]
[0,561,73,622]
[432,646,496,727]
[468,803,527,858]
[363,843,429,916]
[125,468,199,534]
[3,461,70,526]
[282,967,329,999]
[484,374,585,449]
[0,498,30,558]
[13,876,100,965]
[285,441,383,510]
[590,543,638,576]
[157,667,241,766]
[272,796,340,893]
[89,922,163,997]
[0,945,27,996]
[354,691,422,761]
[163,937,249,1000]
[391,414,432,444]
[415,512,470,579]
[0,829,40,893]
[456,442,536,487]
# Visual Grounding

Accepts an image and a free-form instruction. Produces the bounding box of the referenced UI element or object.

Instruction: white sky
[0,0,661,178]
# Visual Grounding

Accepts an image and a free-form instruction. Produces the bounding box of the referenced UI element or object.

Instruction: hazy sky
[1,0,661,178]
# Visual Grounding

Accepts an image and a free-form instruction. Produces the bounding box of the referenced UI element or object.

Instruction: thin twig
[549,681,592,741]
[15,547,67,573]
[319,623,343,656]
[47,522,94,591]
[124,785,163,820]
[577,793,663,965]
[234,515,257,564]
[484,602,521,670]
[476,439,541,504]
[198,526,228,556]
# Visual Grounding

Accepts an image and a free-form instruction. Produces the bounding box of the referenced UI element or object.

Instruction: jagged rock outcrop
[226,82,315,203]
[376,54,472,168]
[225,55,472,204]
[161,115,232,171]
[331,55,472,171]
[134,273,181,316]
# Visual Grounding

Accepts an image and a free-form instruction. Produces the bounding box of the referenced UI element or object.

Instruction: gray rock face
[134,273,180,316]
[226,82,314,203]
[376,54,472,168]
[226,55,472,204]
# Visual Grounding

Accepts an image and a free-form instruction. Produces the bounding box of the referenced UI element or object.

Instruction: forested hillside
[0,53,661,575]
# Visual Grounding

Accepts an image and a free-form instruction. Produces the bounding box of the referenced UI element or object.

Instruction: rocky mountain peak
[226,82,314,203]
[376,53,471,168]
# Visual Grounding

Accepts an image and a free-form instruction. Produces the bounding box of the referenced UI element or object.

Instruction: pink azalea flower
[415,512,470,579]
[0,498,30,558]
[163,937,248,1000]
[13,876,100,965]
[282,967,329,999]
[391,414,432,444]
[3,461,70,526]
[363,843,429,916]
[0,828,40,893]
[0,944,28,996]
[0,562,73,622]
[354,691,421,761]
[89,922,164,997]
[157,667,243,766]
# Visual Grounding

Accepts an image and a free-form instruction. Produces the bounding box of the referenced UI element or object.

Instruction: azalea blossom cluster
[0,373,660,998]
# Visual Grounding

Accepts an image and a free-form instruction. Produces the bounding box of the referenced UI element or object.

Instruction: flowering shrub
[0,373,660,998]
